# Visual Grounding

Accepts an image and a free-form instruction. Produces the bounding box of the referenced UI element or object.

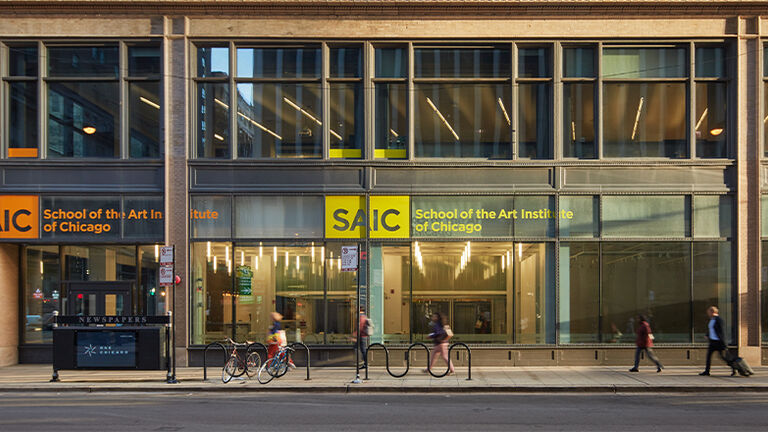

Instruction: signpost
[343,245,362,384]
[161,245,177,384]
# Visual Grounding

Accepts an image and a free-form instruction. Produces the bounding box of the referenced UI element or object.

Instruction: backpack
[363,319,374,337]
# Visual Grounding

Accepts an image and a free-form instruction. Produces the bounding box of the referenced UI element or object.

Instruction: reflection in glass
[563,83,595,158]
[129,81,161,158]
[514,196,554,237]
[414,84,512,158]
[695,82,727,158]
[518,48,551,78]
[518,83,551,159]
[563,47,595,78]
[412,242,513,344]
[603,47,687,78]
[139,246,166,316]
[330,47,361,78]
[559,196,599,238]
[191,242,233,344]
[236,47,320,78]
[190,196,232,239]
[196,82,230,158]
[128,46,161,76]
[236,83,322,158]
[414,47,510,78]
[47,82,119,158]
[329,84,363,158]
[375,47,406,78]
[602,195,689,238]
[48,46,119,77]
[9,82,38,151]
[9,46,38,76]
[601,242,691,343]
[693,242,732,344]
[124,196,165,239]
[603,83,687,158]
[514,243,555,344]
[375,84,407,158]
[693,195,732,238]
[23,246,60,344]
[61,245,136,281]
[695,46,725,78]
[197,46,229,77]
[234,196,324,238]
[559,243,599,343]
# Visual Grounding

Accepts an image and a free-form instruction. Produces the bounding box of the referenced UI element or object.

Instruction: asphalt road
[0,392,767,431]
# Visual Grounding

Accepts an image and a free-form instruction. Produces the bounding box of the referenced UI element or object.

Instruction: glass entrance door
[65,281,132,316]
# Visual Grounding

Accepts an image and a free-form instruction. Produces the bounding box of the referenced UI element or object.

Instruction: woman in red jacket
[629,315,664,373]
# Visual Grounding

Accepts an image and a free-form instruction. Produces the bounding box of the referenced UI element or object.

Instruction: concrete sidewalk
[1,364,767,393]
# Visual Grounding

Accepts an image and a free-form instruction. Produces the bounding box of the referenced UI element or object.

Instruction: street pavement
[0,392,767,431]
[1,364,768,393]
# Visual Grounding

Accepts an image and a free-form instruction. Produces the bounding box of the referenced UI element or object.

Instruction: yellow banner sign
[0,195,39,239]
[325,196,409,239]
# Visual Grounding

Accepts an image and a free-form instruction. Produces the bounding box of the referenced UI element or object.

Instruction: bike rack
[289,342,311,381]
[364,342,471,381]
[202,341,227,381]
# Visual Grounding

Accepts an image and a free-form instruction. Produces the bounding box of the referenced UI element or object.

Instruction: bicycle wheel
[222,357,238,383]
[233,355,247,378]
[245,352,261,379]
[257,358,276,384]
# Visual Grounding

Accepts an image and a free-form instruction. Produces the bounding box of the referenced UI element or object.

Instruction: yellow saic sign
[0,195,39,239]
[325,196,409,239]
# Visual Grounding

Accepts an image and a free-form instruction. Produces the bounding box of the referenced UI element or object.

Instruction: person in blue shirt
[700,306,729,376]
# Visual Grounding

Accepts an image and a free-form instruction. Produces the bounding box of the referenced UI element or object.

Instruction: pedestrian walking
[628,315,663,373]
[352,308,371,367]
[426,312,454,375]
[700,306,730,376]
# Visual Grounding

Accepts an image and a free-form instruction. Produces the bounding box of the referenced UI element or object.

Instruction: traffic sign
[159,266,174,286]
[341,246,358,272]
[160,246,174,265]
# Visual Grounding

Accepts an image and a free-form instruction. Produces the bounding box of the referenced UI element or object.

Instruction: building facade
[0,0,767,367]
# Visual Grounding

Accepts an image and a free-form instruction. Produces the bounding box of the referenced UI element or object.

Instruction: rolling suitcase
[728,356,755,377]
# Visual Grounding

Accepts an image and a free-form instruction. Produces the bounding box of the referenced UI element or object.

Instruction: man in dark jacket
[628,315,663,373]
[700,306,730,376]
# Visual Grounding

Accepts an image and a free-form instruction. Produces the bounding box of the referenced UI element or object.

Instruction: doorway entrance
[65,281,133,316]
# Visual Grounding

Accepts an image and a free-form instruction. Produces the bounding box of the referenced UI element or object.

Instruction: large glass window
[234,196,323,238]
[139,245,166,317]
[562,47,596,158]
[602,195,689,237]
[763,240,768,344]
[329,82,363,158]
[601,242,691,343]
[374,46,408,159]
[191,241,233,344]
[693,242,732,344]
[695,46,727,158]
[517,47,552,159]
[23,246,60,344]
[559,196,599,238]
[559,243,599,343]
[196,82,230,158]
[128,45,162,158]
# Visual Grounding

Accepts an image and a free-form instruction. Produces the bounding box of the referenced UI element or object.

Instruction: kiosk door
[66,281,133,316]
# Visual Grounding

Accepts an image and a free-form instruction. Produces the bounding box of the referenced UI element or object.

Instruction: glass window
[191,241,233,344]
[375,47,406,78]
[129,81,162,158]
[518,83,551,159]
[23,246,60,344]
[603,47,687,78]
[559,243,599,343]
[47,81,120,158]
[695,82,727,158]
[196,82,230,158]
[41,196,121,241]
[514,195,554,237]
[762,195,768,237]
[190,196,232,239]
[197,46,229,78]
[412,241,513,344]
[603,83,687,158]
[236,83,322,158]
[563,47,595,78]
[414,47,510,78]
[236,47,320,78]
[374,83,407,159]
[602,195,689,238]
[330,47,361,78]
[411,196,515,238]
[693,242,732,344]
[9,46,38,76]
[234,196,323,238]
[601,242,691,343]
[123,196,164,239]
[765,82,768,157]
[48,46,119,77]
[763,240,768,344]
[559,196,599,238]
[695,46,726,78]
[514,242,556,344]
[325,243,358,344]
[128,46,161,76]
[414,84,512,158]
[563,83,595,158]
[61,245,136,281]
[139,245,167,316]
[369,244,411,344]
[329,84,363,158]
[694,195,732,238]
[8,82,38,155]
[518,47,551,78]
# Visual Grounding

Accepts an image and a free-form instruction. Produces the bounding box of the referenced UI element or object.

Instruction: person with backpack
[426,312,454,375]
[700,306,731,376]
[628,315,663,373]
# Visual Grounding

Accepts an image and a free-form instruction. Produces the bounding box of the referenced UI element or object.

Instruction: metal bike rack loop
[289,342,311,381]
[364,342,471,381]
[202,341,227,381]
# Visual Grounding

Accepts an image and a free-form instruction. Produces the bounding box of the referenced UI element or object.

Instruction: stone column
[0,244,20,366]
[165,16,190,366]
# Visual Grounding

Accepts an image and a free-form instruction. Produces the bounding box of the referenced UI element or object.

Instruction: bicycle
[221,338,262,383]
[257,345,295,384]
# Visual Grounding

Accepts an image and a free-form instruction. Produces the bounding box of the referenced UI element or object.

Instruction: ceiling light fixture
[140,96,161,110]
[82,126,96,135]
[709,127,724,136]
[497,97,511,126]
[426,97,459,141]
[630,97,644,141]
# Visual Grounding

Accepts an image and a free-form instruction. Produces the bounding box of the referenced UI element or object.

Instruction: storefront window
[559,243,599,343]
[370,244,411,344]
[693,242,732,344]
[191,241,233,345]
[139,245,166,316]
[61,245,136,281]
[601,242,691,343]
[514,243,556,344]
[325,243,357,344]
[23,246,60,344]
